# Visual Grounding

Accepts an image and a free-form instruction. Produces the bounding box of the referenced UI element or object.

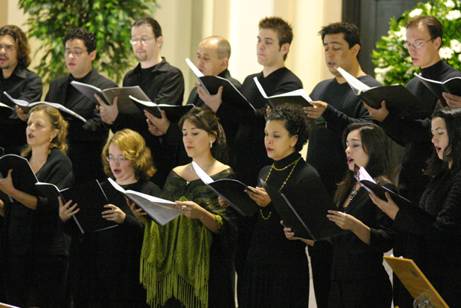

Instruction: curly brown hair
[0,25,31,67]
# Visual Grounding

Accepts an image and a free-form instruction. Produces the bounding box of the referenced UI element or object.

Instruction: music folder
[60,179,118,234]
[263,182,341,240]
[0,154,37,195]
[384,256,449,308]
[191,161,258,217]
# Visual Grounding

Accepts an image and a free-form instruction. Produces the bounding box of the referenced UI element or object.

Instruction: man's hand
[15,106,28,122]
[303,101,328,119]
[197,85,223,113]
[363,100,389,122]
[145,109,170,136]
[442,92,461,108]
[97,95,119,125]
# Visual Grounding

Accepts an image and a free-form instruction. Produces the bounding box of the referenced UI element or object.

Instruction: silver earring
[210,141,213,148]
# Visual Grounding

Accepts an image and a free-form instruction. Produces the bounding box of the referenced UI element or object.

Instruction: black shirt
[45,69,117,183]
[307,75,378,195]
[234,67,303,186]
[113,58,186,187]
[0,66,42,154]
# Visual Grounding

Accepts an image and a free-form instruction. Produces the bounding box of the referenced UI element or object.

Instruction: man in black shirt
[0,25,42,155]
[303,22,379,308]
[45,28,117,184]
[99,17,185,187]
[186,35,241,153]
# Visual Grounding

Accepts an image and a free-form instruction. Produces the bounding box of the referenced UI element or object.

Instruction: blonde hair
[101,129,155,181]
[21,104,68,156]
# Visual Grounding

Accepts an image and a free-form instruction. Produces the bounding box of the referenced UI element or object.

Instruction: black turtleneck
[240,151,331,307]
[406,60,461,118]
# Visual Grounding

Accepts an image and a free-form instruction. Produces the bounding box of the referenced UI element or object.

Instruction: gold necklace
[259,157,301,220]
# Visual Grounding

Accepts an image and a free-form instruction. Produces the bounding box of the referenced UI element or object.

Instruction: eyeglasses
[130,37,155,45]
[403,39,434,50]
[0,44,15,52]
[64,48,87,57]
[106,155,129,163]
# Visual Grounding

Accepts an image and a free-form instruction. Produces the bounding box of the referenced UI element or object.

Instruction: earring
[210,141,213,148]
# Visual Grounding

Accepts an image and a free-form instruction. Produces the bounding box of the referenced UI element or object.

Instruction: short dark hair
[427,108,461,175]
[63,28,96,53]
[406,15,443,40]
[133,17,162,38]
[265,105,308,152]
[319,22,360,48]
[0,25,31,67]
[259,16,293,47]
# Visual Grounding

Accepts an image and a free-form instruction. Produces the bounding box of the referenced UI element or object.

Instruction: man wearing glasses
[45,28,117,184]
[0,25,42,155]
[364,15,461,308]
[100,17,185,187]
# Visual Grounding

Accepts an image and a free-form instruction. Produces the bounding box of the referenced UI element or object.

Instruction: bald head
[196,35,230,76]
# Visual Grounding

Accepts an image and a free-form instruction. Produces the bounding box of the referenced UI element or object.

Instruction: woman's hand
[125,197,147,222]
[245,186,271,207]
[369,191,399,220]
[175,200,205,220]
[327,210,362,231]
[217,196,230,208]
[0,170,16,196]
[102,204,126,224]
[282,225,315,246]
[59,198,79,222]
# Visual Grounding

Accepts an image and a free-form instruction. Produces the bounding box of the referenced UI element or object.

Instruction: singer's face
[323,33,358,77]
[345,129,369,171]
[182,119,215,159]
[264,120,298,161]
[431,117,449,161]
[26,110,57,149]
[107,144,136,184]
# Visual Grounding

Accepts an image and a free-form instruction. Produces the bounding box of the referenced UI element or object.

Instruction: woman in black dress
[60,128,160,307]
[370,108,461,306]
[0,104,73,307]
[240,105,330,308]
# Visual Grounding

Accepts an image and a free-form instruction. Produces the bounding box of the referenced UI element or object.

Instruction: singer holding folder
[370,108,461,306]
[0,105,73,307]
[140,107,237,308]
[60,129,160,307]
[239,105,329,308]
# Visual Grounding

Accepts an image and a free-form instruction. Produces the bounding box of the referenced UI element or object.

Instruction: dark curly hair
[63,28,96,53]
[0,25,31,67]
[265,104,308,152]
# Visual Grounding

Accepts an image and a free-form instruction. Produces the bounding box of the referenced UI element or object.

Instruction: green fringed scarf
[141,207,218,308]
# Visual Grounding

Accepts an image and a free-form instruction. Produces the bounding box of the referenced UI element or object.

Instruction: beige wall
[2,0,342,95]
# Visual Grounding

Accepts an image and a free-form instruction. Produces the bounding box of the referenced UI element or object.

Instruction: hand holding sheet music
[191,161,258,216]
[107,178,180,225]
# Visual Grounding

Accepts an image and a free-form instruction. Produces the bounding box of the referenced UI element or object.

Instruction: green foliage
[372,0,461,85]
[19,0,157,84]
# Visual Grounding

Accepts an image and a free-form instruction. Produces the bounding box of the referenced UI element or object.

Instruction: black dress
[393,169,461,306]
[239,152,327,308]
[306,75,379,308]
[2,148,74,307]
[45,69,117,184]
[73,180,160,308]
[328,185,394,308]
